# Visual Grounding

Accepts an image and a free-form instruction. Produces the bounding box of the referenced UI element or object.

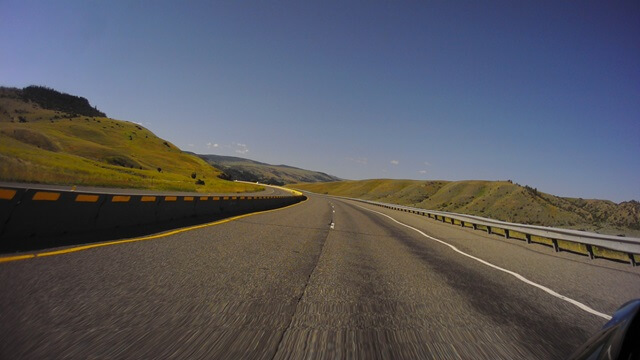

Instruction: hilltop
[289,179,640,237]
[21,86,106,118]
[196,154,341,185]
[0,86,261,193]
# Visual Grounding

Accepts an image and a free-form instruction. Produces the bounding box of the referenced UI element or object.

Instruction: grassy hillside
[197,154,341,185]
[289,179,640,237]
[0,87,261,193]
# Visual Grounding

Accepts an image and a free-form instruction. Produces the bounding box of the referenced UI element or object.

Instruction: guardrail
[326,194,640,267]
[0,185,305,252]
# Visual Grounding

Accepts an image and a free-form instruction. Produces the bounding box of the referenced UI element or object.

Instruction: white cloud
[390,160,399,165]
[418,170,427,174]
[233,142,249,154]
[188,144,195,148]
[206,142,219,149]
[346,157,368,165]
[424,161,431,166]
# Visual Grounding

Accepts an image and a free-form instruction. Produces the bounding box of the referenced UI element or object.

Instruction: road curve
[1,193,639,359]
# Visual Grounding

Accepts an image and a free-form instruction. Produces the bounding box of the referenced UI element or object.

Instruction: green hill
[289,179,640,237]
[197,154,341,185]
[0,86,261,193]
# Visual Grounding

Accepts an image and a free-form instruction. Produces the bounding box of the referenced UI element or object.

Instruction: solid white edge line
[353,203,613,321]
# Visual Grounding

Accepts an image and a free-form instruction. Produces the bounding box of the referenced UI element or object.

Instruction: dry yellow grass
[0,88,261,193]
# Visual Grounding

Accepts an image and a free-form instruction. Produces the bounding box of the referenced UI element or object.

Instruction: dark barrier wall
[0,187,305,252]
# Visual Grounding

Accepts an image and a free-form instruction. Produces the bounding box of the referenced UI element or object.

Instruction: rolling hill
[0,86,261,193]
[197,154,341,185]
[289,179,640,237]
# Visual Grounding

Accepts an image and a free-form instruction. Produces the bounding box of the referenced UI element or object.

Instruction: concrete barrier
[0,186,305,253]
[96,194,161,229]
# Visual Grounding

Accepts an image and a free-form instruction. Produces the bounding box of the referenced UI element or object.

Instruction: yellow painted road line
[112,196,130,202]
[0,197,307,264]
[0,189,17,200]
[0,254,36,263]
[199,196,208,201]
[33,192,60,201]
[141,196,156,202]
[184,196,194,201]
[164,196,177,201]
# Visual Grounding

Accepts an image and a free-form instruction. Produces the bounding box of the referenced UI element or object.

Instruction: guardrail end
[552,239,559,252]
[629,253,637,267]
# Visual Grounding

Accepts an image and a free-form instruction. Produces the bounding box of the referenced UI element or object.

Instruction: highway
[1,193,639,359]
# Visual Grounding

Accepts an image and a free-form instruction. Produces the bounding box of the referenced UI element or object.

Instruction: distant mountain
[196,154,341,185]
[289,179,640,237]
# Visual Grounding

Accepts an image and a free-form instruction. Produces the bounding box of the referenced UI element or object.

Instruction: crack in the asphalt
[269,203,333,360]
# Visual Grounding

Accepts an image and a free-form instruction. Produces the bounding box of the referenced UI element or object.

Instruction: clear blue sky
[1,1,638,202]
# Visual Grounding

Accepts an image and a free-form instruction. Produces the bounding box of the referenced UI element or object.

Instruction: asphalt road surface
[1,193,639,359]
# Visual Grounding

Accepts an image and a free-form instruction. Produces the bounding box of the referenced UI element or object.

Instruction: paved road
[1,193,639,359]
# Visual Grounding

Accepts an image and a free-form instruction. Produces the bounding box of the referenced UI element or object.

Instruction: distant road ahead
[1,193,639,359]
